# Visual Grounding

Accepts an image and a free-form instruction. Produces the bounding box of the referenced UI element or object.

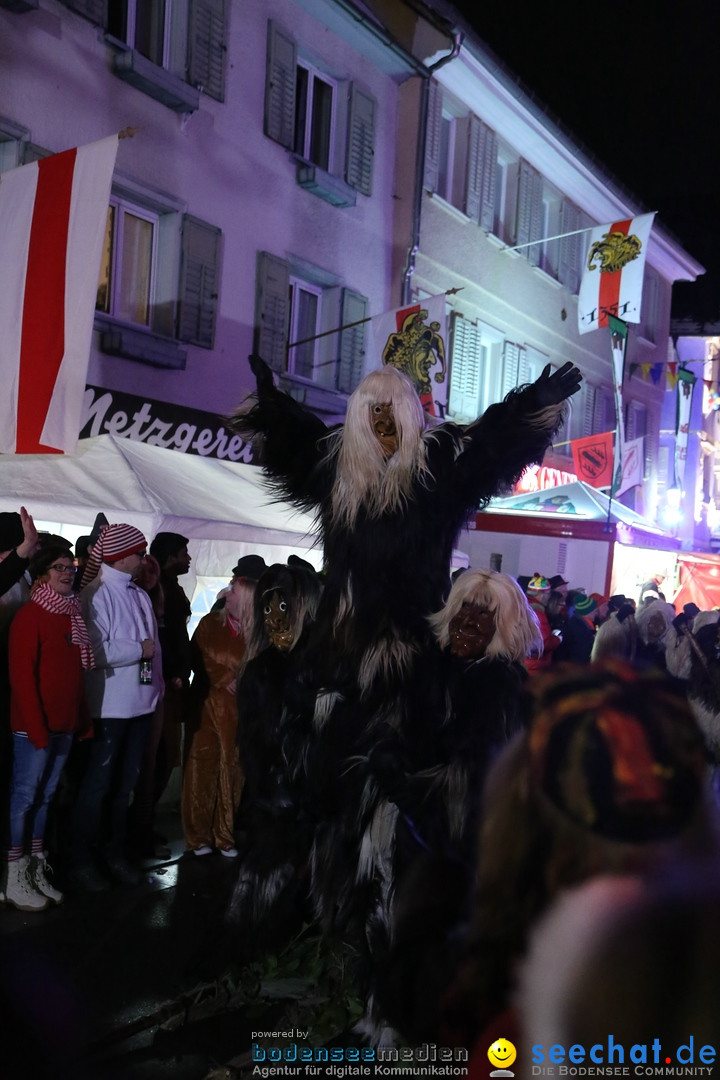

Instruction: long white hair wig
[329,365,428,528]
[429,568,543,661]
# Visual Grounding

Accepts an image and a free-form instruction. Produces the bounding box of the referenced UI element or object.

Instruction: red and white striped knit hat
[80,523,147,588]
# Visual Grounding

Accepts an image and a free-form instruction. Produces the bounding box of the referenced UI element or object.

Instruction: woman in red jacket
[5,545,93,911]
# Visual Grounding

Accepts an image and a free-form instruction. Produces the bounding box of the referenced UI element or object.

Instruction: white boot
[5,856,49,912]
[30,853,64,905]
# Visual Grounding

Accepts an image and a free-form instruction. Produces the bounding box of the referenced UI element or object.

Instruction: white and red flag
[614,436,644,498]
[0,135,118,454]
[369,293,447,416]
[577,212,655,335]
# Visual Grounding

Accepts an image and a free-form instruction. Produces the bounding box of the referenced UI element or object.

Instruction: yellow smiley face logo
[488,1039,517,1069]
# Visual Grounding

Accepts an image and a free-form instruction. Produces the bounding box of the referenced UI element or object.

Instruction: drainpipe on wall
[401,30,463,306]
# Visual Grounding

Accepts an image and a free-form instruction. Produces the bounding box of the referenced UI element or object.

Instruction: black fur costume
[233,356,581,998]
[229,557,323,942]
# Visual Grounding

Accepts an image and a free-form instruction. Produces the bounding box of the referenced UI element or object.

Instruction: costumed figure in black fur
[426,567,542,866]
[373,570,543,1042]
[228,556,323,944]
[233,354,582,1017]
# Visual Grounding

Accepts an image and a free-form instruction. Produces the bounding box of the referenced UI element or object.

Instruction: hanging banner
[577,212,655,334]
[675,367,696,489]
[0,135,119,453]
[571,430,614,488]
[614,436,644,498]
[608,314,628,491]
[370,293,447,417]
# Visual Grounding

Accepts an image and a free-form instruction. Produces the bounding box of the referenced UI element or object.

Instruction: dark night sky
[456,2,720,322]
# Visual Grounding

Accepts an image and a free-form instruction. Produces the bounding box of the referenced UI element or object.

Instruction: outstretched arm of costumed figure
[231,354,331,510]
[452,361,582,510]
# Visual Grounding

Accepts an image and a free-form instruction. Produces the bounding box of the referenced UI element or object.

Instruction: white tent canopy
[0,435,322,598]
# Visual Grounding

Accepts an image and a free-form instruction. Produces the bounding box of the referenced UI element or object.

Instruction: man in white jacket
[68,524,163,891]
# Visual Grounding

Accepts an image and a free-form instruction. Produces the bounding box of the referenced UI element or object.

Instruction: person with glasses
[67,523,163,891]
[4,546,93,910]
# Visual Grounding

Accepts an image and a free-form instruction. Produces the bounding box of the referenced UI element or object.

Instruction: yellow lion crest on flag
[381,308,446,398]
[587,229,643,274]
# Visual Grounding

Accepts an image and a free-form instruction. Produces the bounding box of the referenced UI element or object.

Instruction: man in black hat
[548,574,569,596]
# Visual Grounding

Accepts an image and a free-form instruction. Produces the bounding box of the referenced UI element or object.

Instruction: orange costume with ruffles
[182,610,246,852]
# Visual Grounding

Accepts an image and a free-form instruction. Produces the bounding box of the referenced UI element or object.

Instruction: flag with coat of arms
[0,135,118,454]
[369,293,447,416]
[577,212,655,335]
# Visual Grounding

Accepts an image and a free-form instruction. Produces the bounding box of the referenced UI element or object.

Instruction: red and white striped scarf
[31,581,95,669]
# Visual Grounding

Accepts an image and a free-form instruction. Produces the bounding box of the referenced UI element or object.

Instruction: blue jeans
[9,732,73,851]
[70,714,151,861]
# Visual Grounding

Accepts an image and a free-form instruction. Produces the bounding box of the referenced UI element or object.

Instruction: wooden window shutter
[424,79,442,194]
[582,383,596,436]
[558,199,581,293]
[449,314,482,420]
[643,411,656,479]
[337,289,368,393]
[501,341,521,398]
[464,115,484,222]
[346,85,375,196]
[59,0,106,24]
[264,21,296,149]
[479,127,497,232]
[177,216,221,348]
[255,251,290,372]
[464,116,498,227]
[594,388,615,433]
[515,159,543,266]
[188,0,227,102]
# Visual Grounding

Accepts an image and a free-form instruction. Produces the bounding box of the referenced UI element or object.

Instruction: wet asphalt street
[0,806,267,1080]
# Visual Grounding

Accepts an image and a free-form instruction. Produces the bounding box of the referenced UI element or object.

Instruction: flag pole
[286,287,463,350]
[502,212,658,255]
[500,224,598,255]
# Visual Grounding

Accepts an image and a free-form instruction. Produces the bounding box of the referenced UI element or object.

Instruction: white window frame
[126,0,171,67]
[97,196,160,330]
[108,0,188,75]
[287,276,323,381]
[295,59,337,173]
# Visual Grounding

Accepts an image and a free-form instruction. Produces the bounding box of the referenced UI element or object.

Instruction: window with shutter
[107,0,201,111]
[287,277,322,379]
[295,60,336,171]
[424,79,442,194]
[337,289,368,393]
[96,199,158,328]
[465,116,497,226]
[255,252,290,372]
[93,182,193,368]
[188,0,226,102]
[558,199,582,293]
[643,409,657,480]
[625,401,648,442]
[501,341,522,397]
[346,86,375,196]
[449,314,483,421]
[178,215,221,348]
[594,387,616,434]
[264,21,296,149]
[515,159,543,266]
[480,127,497,232]
[581,383,596,438]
